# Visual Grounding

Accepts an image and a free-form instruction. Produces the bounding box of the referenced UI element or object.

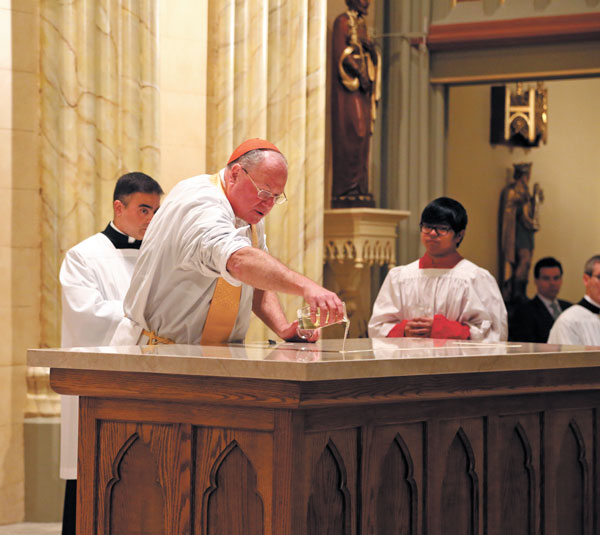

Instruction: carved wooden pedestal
[47,360,600,535]
[324,208,409,337]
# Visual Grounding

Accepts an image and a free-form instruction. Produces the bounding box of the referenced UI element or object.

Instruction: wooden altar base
[47,360,600,535]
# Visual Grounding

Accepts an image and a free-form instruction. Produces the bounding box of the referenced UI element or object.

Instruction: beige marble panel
[0,306,12,365]
[9,8,36,73]
[4,0,35,13]
[160,0,207,40]
[27,340,600,382]
[13,306,40,366]
[11,189,40,249]
[0,423,25,523]
[0,70,11,130]
[162,92,207,148]
[0,189,11,247]
[39,0,160,349]
[10,72,36,131]
[160,145,205,193]
[0,8,9,70]
[12,248,40,309]
[0,246,12,308]
[0,129,38,190]
[206,0,235,170]
[161,36,207,94]
[0,365,26,424]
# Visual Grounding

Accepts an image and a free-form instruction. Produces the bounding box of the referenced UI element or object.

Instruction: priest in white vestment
[368,197,507,342]
[59,172,163,535]
[111,139,344,347]
[548,254,600,346]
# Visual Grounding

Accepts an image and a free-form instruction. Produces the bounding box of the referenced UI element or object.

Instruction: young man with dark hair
[548,254,600,346]
[59,171,163,535]
[509,256,571,343]
[368,197,507,341]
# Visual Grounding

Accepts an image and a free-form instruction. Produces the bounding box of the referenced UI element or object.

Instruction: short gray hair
[584,255,600,275]
[227,149,288,171]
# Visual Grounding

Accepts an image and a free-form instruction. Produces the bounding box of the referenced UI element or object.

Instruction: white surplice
[110,171,268,346]
[59,231,139,479]
[547,302,600,346]
[368,258,508,341]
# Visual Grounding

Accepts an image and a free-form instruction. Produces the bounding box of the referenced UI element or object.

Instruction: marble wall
[0,0,38,524]
[206,0,328,342]
[39,0,160,350]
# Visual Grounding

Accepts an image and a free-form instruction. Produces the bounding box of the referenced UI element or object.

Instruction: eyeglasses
[420,223,453,236]
[241,167,287,205]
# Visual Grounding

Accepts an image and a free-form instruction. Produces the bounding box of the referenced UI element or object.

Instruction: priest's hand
[302,282,345,327]
[279,319,320,343]
[404,316,434,338]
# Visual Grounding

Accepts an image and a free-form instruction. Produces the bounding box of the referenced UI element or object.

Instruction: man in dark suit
[509,257,572,343]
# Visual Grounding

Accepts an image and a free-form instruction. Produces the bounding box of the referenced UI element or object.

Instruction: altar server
[368,197,507,341]
[548,255,600,346]
[59,172,163,535]
[111,138,344,346]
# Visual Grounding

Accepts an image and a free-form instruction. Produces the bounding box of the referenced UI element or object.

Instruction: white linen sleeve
[368,271,403,338]
[60,249,125,347]
[178,201,253,286]
[464,270,508,342]
[547,316,580,345]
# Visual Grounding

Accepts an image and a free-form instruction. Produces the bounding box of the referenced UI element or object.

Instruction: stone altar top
[28,338,600,382]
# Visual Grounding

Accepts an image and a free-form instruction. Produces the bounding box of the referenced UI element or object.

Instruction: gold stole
[200,173,257,345]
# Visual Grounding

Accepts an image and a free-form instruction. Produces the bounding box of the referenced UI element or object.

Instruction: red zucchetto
[227,138,281,165]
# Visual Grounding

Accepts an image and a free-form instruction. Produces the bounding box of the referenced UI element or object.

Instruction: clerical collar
[419,252,463,269]
[579,296,600,315]
[102,223,142,249]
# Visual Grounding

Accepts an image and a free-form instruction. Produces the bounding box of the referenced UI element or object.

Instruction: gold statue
[498,163,544,303]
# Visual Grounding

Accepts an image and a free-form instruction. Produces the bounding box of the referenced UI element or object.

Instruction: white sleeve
[548,315,580,345]
[178,199,253,286]
[368,271,403,338]
[463,270,508,342]
[60,249,125,347]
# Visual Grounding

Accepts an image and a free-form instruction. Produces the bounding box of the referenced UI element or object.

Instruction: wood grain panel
[305,430,358,535]
[203,441,264,535]
[429,419,483,535]
[307,440,350,535]
[51,367,600,409]
[442,429,478,535]
[362,423,423,535]
[194,427,273,535]
[544,409,594,535]
[107,434,165,535]
[427,13,600,51]
[95,420,192,535]
[498,420,537,535]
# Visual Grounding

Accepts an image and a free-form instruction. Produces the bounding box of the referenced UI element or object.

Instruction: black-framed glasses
[419,223,452,236]
[241,167,287,205]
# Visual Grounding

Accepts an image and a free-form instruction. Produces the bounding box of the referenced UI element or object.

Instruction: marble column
[207,0,327,342]
[36,0,160,415]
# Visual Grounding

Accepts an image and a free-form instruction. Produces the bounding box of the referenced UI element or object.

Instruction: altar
[28,339,600,534]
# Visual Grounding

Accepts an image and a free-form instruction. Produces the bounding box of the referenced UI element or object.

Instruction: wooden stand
[35,340,600,535]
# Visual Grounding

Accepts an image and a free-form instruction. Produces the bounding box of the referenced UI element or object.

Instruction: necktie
[550,301,561,319]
